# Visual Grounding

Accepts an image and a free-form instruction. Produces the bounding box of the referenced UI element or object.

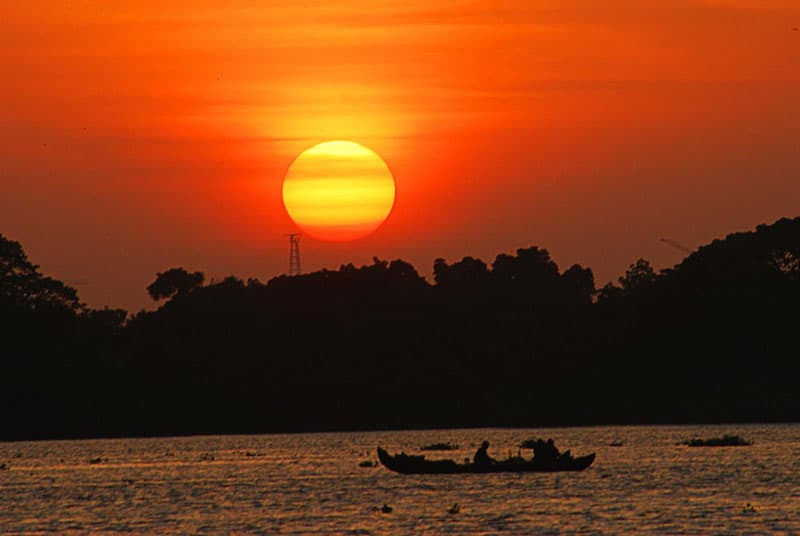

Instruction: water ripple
[1,424,799,534]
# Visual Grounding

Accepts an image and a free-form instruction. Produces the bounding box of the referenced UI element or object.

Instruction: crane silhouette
[659,238,692,254]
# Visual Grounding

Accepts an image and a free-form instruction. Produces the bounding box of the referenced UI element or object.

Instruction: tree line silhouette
[2,217,799,440]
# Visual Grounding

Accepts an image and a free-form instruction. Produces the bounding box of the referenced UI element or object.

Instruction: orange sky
[2,1,799,310]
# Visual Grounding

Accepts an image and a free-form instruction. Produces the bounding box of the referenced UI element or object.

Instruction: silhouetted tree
[492,246,560,288]
[434,256,490,288]
[618,258,657,295]
[82,307,128,334]
[596,282,624,302]
[146,268,204,301]
[561,264,595,304]
[0,234,82,312]
[388,259,426,283]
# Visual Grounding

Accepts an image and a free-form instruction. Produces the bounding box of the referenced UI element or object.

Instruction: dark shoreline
[2,418,797,444]
[3,216,800,443]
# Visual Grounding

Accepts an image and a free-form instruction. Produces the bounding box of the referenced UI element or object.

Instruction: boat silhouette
[376,447,595,474]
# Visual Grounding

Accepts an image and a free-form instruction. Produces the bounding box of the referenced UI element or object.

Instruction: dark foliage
[146,268,204,301]
[1,217,799,440]
[0,234,127,440]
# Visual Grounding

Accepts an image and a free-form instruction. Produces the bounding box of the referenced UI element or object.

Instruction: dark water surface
[1,424,799,534]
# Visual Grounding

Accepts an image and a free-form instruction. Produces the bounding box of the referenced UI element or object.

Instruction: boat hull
[377,447,595,475]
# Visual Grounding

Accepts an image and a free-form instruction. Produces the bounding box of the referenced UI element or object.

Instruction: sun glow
[282,141,396,241]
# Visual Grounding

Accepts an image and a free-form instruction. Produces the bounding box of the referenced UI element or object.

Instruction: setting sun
[282,141,396,241]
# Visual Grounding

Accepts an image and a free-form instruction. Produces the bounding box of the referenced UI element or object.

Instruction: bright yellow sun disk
[282,141,395,241]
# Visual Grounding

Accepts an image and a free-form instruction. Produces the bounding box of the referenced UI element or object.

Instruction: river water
[1,424,799,534]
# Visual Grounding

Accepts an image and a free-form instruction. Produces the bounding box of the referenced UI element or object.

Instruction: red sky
[2,1,799,311]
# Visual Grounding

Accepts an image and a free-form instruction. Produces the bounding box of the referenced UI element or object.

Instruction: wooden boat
[377,447,595,475]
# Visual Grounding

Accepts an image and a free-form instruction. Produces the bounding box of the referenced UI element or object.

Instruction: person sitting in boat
[473,441,495,466]
[546,438,560,459]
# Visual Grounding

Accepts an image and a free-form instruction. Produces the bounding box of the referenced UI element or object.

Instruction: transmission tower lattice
[287,233,302,276]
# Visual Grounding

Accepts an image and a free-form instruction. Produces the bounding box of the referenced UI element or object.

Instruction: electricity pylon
[287,233,302,276]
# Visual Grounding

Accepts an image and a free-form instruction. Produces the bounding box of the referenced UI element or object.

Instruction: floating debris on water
[448,503,460,514]
[358,460,377,468]
[420,442,459,451]
[679,434,751,447]
[87,457,104,465]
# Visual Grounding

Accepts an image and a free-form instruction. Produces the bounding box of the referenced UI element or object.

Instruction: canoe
[376,447,595,475]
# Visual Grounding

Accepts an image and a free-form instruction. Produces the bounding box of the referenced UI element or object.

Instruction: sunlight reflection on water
[1,424,799,534]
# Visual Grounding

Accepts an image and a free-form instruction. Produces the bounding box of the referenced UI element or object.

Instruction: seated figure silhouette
[473,441,495,466]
